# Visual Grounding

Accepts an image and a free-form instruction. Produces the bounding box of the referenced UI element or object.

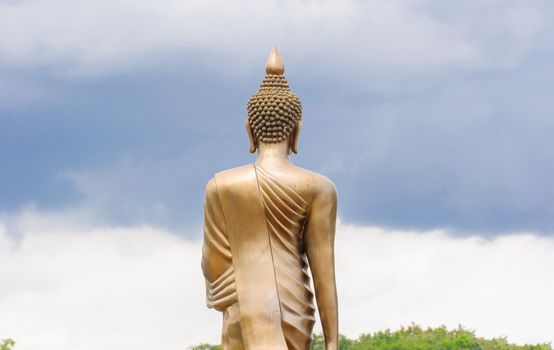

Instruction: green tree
[0,339,15,350]
[190,344,221,350]
[193,324,552,350]
[313,324,552,350]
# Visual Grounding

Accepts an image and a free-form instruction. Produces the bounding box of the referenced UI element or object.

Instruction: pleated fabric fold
[255,165,315,350]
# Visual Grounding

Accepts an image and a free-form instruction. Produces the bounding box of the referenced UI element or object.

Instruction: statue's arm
[304,180,338,350]
[201,179,229,286]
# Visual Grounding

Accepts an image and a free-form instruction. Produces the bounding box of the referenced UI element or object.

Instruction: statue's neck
[255,141,292,168]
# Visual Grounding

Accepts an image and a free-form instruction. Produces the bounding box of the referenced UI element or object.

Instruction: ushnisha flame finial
[265,46,285,75]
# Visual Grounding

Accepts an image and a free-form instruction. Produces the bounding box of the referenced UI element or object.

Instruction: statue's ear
[245,120,257,153]
[290,120,302,154]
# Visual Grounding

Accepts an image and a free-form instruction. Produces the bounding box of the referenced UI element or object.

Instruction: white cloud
[0,211,553,349]
[0,210,218,350]
[336,223,554,344]
[0,0,548,76]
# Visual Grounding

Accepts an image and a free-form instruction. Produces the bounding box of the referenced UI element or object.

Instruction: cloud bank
[1,211,552,349]
[0,0,549,76]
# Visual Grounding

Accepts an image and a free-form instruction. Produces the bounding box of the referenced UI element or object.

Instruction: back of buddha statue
[202,47,338,350]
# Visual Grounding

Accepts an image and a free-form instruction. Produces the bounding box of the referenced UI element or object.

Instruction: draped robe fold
[201,164,315,350]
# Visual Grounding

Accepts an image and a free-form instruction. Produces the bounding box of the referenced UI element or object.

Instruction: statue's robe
[202,164,315,350]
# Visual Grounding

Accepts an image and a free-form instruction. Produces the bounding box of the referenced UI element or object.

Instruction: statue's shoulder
[291,165,337,200]
[204,177,218,199]
[215,164,253,178]
[207,164,255,190]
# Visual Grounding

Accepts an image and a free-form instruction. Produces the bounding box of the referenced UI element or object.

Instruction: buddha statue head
[246,46,302,154]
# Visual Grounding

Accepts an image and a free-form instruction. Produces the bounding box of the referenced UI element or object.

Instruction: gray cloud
[1,0,550,75]
[1,0,553,235]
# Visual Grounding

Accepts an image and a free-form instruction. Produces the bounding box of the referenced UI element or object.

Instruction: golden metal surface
[202,47,338,350]
[265,46,285,75]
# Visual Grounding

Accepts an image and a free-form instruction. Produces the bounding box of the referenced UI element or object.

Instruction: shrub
[311,324,551,350]
[192,324,552,350]
[0,339,15,350]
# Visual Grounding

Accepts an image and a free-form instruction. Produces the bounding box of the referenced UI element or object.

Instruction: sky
[1,0,553,349]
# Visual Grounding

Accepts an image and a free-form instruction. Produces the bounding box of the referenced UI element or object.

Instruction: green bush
[191,344,221,350]
[311,324,551,350]
[0,339,15,350]
[192,324,552,350]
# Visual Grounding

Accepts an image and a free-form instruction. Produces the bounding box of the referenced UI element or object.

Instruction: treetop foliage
[0,339,15,350]
[192,324,552,350]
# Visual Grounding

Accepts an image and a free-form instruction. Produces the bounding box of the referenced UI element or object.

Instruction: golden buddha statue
[201,47,338,350]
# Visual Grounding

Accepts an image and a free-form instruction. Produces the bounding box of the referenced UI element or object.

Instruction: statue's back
[205,163,334,349]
